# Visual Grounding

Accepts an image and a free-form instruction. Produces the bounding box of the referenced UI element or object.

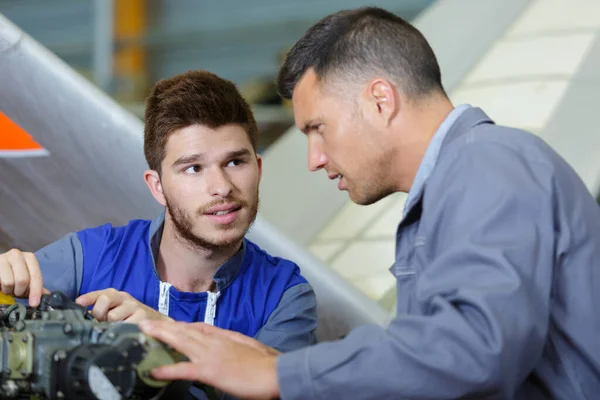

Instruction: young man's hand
[0,249,50,307]
[76,288,172,322]
[139,320,281,400]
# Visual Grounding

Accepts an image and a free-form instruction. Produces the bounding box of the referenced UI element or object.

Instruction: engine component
[0,292,217,399]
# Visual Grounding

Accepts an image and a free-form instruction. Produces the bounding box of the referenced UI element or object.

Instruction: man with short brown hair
[141,7,600,400]
[0,70,317,355]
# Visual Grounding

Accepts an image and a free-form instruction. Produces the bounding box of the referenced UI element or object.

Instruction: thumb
[75,289,106,306]
[42,287,51,294]
[75,293,95,306]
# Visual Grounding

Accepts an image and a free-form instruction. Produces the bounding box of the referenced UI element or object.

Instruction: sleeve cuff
[276,346,316,400]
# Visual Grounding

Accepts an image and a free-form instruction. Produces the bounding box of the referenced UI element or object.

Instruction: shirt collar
[148,211,246,291]
[403,104,472,216]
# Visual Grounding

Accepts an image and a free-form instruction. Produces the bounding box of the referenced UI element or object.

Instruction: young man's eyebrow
[172,153,205,168]
[225,148,252,159]
[172,149,252,168]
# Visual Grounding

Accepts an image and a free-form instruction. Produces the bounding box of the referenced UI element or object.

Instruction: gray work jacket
[278,107,600,399]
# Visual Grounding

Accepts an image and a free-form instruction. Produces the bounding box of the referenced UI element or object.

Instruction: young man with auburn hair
[0,70,318,355]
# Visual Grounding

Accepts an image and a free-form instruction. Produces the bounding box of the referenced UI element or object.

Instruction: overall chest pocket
[392,199,427,315]
[392,232,422,315]
[392,261,416,315]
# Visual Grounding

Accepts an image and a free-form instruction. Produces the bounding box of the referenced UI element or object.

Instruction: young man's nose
[206,168,233,197]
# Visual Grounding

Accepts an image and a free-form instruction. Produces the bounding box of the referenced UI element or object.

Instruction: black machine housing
[0,291,199,400]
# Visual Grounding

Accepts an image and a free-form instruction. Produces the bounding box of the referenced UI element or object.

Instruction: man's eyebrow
[172,153,205,168]
[301,119,321,134]
[225,148,252,159]
[172,149,252,168]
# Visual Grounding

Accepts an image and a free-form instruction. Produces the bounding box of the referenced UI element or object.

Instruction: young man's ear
[256,154,263,181]
[144,170,166,206]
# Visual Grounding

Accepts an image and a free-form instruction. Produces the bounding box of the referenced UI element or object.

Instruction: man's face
[158,124,261,250]
[292,69,394,205]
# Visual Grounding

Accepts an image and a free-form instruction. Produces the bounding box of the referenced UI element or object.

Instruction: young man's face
[158,124,261,250]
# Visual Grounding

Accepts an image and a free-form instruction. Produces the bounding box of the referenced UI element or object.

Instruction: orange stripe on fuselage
[0,111,44,151]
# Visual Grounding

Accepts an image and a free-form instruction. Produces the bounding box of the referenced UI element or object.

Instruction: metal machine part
[0,292,216,400]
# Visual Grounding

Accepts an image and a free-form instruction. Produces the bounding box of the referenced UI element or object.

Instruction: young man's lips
[205,207,242,225]
[204,203,241,214]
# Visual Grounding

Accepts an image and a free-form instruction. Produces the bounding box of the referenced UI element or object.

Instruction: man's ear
[367,78,398,127]
[144,169,167,206]
[256,154,263,182]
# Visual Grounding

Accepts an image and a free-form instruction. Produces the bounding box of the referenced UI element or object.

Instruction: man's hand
[76,288,171,322]
[139,320,280,400]
[0,249,50,307]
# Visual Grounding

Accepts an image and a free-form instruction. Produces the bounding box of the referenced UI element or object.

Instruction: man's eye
[227,159,244,167]
[185,165,202,173]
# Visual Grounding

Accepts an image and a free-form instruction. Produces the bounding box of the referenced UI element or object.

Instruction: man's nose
[308,136,327,172]
[206,168,233,198]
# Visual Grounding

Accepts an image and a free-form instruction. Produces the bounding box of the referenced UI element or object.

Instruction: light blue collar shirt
[403,104,472,217]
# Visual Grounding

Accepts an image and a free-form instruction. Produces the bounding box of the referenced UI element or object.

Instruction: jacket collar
[402,107,495,220]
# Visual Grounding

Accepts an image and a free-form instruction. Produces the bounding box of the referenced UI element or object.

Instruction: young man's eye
[228,159,244,167]
[184,165,202,173]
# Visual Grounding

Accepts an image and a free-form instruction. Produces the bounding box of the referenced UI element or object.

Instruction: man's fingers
[107,303,136,322]
[141,320,280,399]
[76,288,120,307]
[187,322,229,335]
[189,323,266,349]
[124,308,147,323]
[12,258,30,298]
[150,362,203,382]
[221,330,262,348]
[89,292,122,321]
[75,290,102,307]
[22,252,42,306]
[42,287,51,295]
[143,321,264,354]
[0,254,15,295]
[78,290,153,323]
[90,297,110,320]
[188,322,251,343]
[140,321,208,359]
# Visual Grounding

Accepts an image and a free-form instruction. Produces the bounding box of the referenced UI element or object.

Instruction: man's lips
[203,203,241,215]
[327,173,346,190]
[203,204,243,225]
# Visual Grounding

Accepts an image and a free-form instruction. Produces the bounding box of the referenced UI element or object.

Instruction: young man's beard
[164,190,259,252]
